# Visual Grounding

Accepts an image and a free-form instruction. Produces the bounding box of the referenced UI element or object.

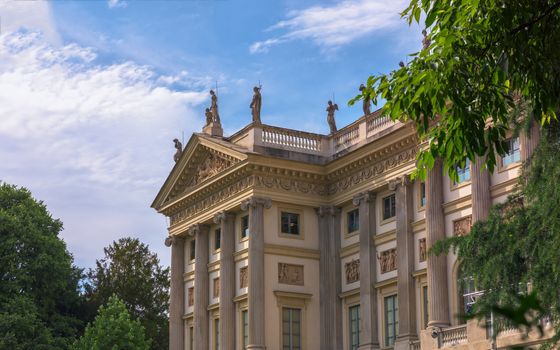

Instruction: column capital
[213,211,236,224]
[164,235,184,247]
[315,205,341,218]
[187,224,210,237]
[240,196,272,211]
[352,190,376,206]
[388,174,411,191]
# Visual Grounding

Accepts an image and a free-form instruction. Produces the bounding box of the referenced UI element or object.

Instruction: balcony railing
[261,125,324,153]
[439,325,468,348]
[410,340,421,350]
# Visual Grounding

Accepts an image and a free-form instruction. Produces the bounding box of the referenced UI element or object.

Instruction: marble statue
[205,108,213,126]
[326,100,338,134]
[209,89,220,124]
[173,138,183,163]
[359,84,371,116]
[250,86,262,124]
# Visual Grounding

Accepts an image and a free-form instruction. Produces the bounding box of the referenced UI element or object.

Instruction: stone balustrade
[410,340,421,350]
[438,325,468,347]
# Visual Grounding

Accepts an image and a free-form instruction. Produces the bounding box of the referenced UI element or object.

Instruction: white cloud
[0,0,60,44]
[250,0,409,53]
[108,0,127,9]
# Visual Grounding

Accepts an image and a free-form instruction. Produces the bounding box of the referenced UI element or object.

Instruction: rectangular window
[384,295,399,347]
[347,209,359,233]
[455,159,471,184]
[382,194,396,220]
[242,310,248,349]
[190,239,196,261]
[423,286,429,329]
[420,182,426,208]
[349,305,360,350]
[241,215,249,239]
[281,212,300,235]
[214,318,220,350]
[282,307,301,350]
[502,137,521,166]
[189,326,194,350]
[214,228,221,251]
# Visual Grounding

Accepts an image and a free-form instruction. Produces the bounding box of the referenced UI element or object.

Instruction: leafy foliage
[0,183,86,349]
[351,0,560,180]
[85,237,170,350]
[431,121,560,345]
[72,296,150,350]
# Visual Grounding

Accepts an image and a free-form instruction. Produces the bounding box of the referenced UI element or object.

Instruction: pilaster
[214,211,236,350]
[241,196,272,350]
[426,158,451,328]
[165,235,185,350]
[352,192,380,350]
[315,205,343,350]
[190,224,210,349]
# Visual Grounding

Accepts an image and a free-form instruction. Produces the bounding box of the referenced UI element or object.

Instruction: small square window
[281,212,300,235]
[214,228,221,251]
[382,194,396,220]
[347,209,359,233]
[502,137,521,166]
[241,215,249,239]
[420,182,426,208]
[190,239,196,261]
[455,159,471,184]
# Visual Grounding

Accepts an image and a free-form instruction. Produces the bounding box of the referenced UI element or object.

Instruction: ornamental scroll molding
[453,215,472,236]
[345,259,360,284]
[378,248,397,274]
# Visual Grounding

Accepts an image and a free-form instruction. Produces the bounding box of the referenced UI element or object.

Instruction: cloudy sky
[0,0,421,269]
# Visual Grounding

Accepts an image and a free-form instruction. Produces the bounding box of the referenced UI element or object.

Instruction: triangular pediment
[152,134,247,210]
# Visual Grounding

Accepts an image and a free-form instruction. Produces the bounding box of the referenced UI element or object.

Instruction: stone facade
[152,112,543,350]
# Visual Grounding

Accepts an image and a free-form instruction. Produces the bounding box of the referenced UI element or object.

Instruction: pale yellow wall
[340,203,360,249]
[208,223,221,264]
[376,188,397,235]
[234,213,249,253]
[264,202,319,250]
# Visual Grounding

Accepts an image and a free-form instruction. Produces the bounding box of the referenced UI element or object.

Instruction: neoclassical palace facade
[152,110,545,350]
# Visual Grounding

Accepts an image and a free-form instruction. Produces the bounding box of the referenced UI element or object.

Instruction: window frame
[278,207,305,240]
[349,304,360,350]
[280,211,301,236]
[452,158,471,189]
[418,181,426,211]
[189,239,196,262]
[240,215,249,241]
[241,309,249,350]
[214,228,221,252]
[347,208,360,235]
[282,307,302,350]
[381,193,397,222]
[501,137,521,168]
[384,294,399,347]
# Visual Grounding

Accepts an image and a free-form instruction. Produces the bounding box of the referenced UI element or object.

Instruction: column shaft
[471,156,491,222]
[426,159,451,328]
[193,225,210,349]
[166,236,185,350]
[520,120,541,164]
[215,212,236,350]
[353,192,379,350]
[394,177,417,349]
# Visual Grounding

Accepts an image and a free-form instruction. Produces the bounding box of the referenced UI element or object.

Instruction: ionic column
[392,176,417,349]
[471,156,491,222]
[352,192,379,350]
[241,197,272,350]
[426,158,451,328]
[191,224,210,349]
[520,120,541,164]
[214,212,236,350]
[165,235,185,350]
[315,205,343,350]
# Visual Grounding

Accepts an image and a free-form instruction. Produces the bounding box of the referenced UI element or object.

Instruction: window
[189,326,194,350]
[502,137,521,166]
[241,215,249,239]
[281,212,300,235]
[384,295,399,347]
[382,194,396,220]
[282,308,301,350]
[455,159,471,184]
[190,239,196,261]
[214,318,220,350]
[423,286,429,329]
[458,265,476,324]
[242,310,248,349]
[420,182,426,208]
[214,228,221,251]
[347,209,359,233]
[349,305,360,350]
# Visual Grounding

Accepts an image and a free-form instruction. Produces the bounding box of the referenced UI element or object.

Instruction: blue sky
[0,0,421,268]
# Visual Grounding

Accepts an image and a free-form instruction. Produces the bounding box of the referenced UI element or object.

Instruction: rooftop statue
[209,89,220,124]
[250,86,262,124]
[422,29,431,50]
[326,100,338,134]
[359,84,371,116]
[173,138,183,163]
[205,108,213,126]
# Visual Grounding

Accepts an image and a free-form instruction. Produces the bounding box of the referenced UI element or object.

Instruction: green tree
[431,120,560,345]
[0,183,86,349]
[351,0,560,180]
[72,296,150,350]
[85,237,169,350]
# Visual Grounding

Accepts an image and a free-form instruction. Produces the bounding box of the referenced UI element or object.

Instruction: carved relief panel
[419,238,427,262]
[345,259,360,284]
[240,266,248,289]
[453,215,472,236]
[278,263,304,286]
[188,287,194,307]
[213,277,220,299]
[379,248,397,274]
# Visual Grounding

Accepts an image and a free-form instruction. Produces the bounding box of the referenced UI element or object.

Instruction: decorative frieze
[453,215,472,236]
[345,259,360,284]
[278,263,304,286]
[213,277,220,299]
[187,287,194,307]
[419,238,427,262]
[240,266,248,289]
[379,248,397,274]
